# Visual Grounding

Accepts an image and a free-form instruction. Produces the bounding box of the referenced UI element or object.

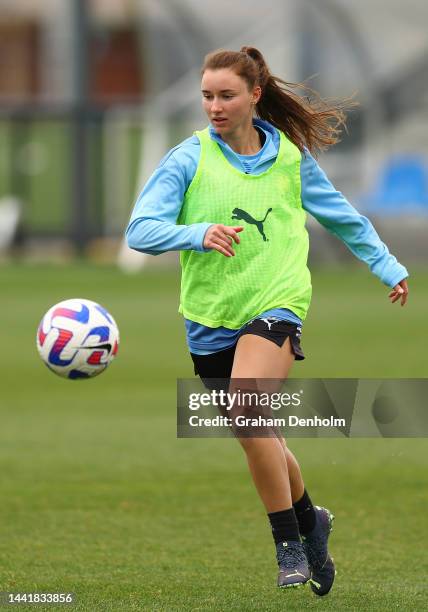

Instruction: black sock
[293,489,316,535]
[268,507,300,544]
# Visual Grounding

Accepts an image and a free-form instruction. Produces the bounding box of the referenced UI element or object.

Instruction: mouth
[212,118,227,126]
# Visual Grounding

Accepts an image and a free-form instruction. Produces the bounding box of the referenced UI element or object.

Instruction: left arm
[300,151,409,305]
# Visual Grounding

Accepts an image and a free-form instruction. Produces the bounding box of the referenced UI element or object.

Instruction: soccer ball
[36,298,119,379]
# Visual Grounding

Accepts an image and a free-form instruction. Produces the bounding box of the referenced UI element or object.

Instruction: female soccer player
[126,47,408,595]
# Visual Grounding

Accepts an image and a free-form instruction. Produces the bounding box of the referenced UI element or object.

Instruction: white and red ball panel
[36,298,119,379]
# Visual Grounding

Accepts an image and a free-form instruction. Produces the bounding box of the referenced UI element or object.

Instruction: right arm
[126,143,243,257]
[125,145,212,255]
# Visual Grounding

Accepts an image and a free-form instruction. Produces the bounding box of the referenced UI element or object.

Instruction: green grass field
[0,263,427,611]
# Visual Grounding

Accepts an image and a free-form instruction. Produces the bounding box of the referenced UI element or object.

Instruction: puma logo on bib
[231,207,273,242]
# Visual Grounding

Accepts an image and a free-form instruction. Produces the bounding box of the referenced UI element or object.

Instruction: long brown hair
[201,47,357,156]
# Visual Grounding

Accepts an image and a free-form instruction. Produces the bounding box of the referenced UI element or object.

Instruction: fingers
[205,233,234,257]
[216,235,236,257]
[223,225,244,244]
[203,224,244,257]
[388,279,409,306]
[389,290,402,304]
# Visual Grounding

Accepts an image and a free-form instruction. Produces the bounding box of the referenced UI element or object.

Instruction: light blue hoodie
[126,119,408,354]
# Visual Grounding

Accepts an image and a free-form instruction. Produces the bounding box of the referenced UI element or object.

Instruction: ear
[253,85,262,105]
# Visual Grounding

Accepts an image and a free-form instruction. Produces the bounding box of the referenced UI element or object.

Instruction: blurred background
[0,3,427,609]
[0,0,427,264]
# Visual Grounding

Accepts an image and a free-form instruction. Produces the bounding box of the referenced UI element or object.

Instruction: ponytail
[202,46,357,156]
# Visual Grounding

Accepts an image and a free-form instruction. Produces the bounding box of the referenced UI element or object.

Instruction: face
[201,68,261,134]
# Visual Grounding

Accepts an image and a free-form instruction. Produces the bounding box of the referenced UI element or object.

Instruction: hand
[388,278,408,306]
[203,224,244,257]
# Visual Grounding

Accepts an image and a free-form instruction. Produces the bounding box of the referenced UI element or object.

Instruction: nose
[211,98,223,113]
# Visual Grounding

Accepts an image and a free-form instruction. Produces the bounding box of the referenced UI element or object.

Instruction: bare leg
[237,436,293,512]
[230,334,305,512]
[281,439,305,503]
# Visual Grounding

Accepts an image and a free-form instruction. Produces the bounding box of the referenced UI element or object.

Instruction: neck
[220,122,262,155]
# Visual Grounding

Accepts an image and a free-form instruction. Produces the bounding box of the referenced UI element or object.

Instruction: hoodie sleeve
[300,150,408,287]
[125,141,212,255]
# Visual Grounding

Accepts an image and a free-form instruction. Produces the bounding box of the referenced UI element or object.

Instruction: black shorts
[190,318,305,384]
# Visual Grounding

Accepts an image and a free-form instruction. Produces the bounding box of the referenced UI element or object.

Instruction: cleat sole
[278,580,308,590]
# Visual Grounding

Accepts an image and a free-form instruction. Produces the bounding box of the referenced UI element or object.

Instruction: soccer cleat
[276,540,310,588]
[301,506,336,596]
